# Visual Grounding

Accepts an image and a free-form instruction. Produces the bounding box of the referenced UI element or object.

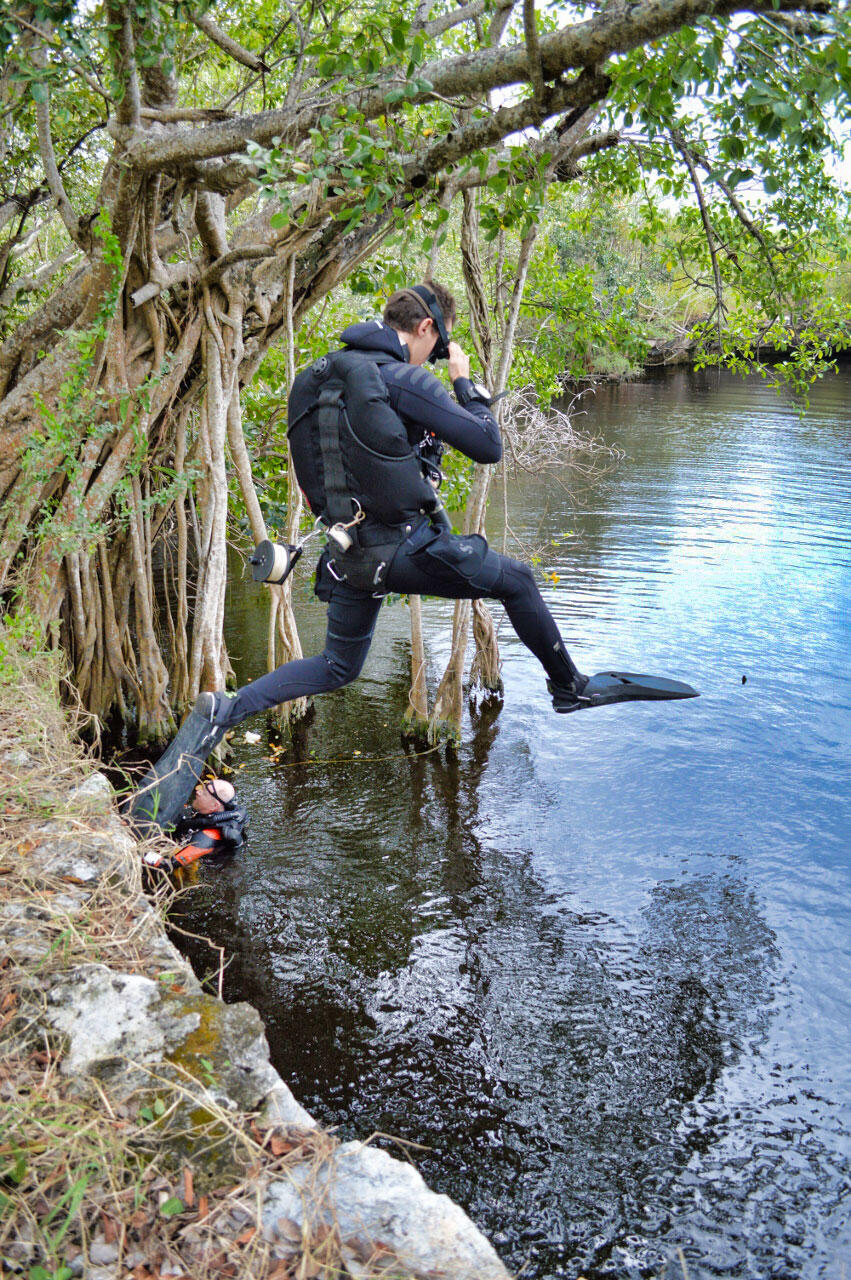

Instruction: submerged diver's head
[191,777,236,815]
[383,280,456,366]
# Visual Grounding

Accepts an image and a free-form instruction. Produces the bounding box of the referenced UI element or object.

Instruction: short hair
[382,279,457,333]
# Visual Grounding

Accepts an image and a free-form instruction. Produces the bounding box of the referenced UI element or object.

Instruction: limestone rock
[45,965,200,1075]
[262,1141,510,1280]
[69,770,114,807]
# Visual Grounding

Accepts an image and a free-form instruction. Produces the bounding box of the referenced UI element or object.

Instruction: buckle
[326,559,346,582]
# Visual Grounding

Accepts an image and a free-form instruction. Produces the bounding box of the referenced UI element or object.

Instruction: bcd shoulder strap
[311,349,399,528]
[316,382,351,527]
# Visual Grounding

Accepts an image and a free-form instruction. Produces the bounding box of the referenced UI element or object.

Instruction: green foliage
[0,599,54,684]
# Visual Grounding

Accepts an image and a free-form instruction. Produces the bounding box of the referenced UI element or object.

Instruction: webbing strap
[316,386,351,525]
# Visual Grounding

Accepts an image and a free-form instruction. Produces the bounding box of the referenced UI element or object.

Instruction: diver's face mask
[426,317,451,364]
[400,286,451,363]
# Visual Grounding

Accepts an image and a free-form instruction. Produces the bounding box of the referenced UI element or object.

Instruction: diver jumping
[129,279,697,831]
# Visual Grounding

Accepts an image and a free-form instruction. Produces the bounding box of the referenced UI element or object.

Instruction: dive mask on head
[401,286,451,362]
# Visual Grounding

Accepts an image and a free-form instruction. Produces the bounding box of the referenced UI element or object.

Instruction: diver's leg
[384,537,586,706]
[385,534,698,713]
[128,586,382,831]
[488,558,587,702]
[200,584,382,726]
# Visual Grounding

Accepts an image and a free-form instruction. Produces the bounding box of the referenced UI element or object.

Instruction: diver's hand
[447,342,470,382]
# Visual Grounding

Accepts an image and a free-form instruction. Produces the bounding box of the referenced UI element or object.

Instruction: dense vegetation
[0,0,848,740]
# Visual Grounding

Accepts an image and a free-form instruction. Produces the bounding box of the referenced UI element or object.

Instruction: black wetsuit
[220,322,582,722]
[173,803,248,853]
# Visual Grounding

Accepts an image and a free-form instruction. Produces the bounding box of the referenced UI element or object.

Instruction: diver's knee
[499,557,536,601]
[322,645,367,689]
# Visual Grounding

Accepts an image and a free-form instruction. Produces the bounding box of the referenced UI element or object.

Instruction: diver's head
[383,280,456,366]
[192,777,236,814]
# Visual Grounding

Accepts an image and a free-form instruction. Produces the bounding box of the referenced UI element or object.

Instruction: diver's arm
[382,360,502,464]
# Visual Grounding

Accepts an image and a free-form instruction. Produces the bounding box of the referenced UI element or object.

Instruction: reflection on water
[176,364,851,1278]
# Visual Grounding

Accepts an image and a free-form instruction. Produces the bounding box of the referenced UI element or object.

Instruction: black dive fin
[125,710,226,834]
[557,671,700,714]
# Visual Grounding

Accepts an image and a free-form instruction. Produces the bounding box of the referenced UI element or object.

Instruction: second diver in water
[143,777,247,871]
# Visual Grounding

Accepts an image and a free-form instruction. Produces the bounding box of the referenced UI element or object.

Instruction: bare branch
[34,95,84,247]
[524,0,546,103]
[140,106,235,123]
[107,1,141,127]
[130,261,195,307]
[571,129,620,159]
[489,0,519,46]
[198,245,278,287]
[0,245,79,310]
[414,0,438,27]
[501,386,620,474]
[672,130,725,348]
[424,0,488,37]
[191,11,270,73]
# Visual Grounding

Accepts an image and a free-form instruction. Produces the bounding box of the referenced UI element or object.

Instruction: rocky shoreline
[1,667,510,1280]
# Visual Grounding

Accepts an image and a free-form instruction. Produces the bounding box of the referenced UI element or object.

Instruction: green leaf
[160,1196,184,1218]
[30,81,48,104]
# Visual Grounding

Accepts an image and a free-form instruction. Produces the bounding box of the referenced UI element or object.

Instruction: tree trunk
[403,594,431,741]
[429,201,543,740]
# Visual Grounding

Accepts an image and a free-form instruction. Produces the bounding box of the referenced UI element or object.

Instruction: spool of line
[248,539,303,584]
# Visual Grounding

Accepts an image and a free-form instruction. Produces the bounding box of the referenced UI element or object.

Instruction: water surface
[177,364,851,1279]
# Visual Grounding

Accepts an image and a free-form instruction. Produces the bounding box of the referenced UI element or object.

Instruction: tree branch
[404,67,610,187]
[191,11,270,73]
[693,149,783,297]
[35,95,84,247]
[524,0,546,103]
[414,0,438,28]
[140,106,235,123]
[199,245,278,287]
[424,0,488,38]
[672,131,725,348]
[489,0,519,47]
[107,1,141,127]
[122,0,828,174]
[0,245,78,311]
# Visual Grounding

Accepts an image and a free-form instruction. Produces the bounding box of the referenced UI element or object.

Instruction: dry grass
[0,621,421,1280]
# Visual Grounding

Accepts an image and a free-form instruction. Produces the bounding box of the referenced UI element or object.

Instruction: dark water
[176,365,851,1279]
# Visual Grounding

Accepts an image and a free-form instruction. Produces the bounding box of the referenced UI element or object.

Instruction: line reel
[248,508,365,586]
[248,539,304,585]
